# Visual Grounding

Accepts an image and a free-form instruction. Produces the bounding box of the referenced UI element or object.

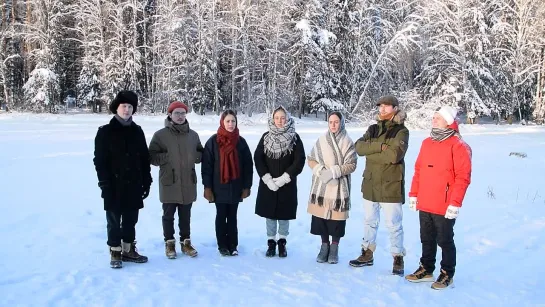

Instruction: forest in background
[1,0,545,122]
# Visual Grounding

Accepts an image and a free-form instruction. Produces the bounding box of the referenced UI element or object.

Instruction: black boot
[218,247,230,256]
[121,241,148,263]
[277,238,287,258]
[266,239,276,257]
[110,246,122,269]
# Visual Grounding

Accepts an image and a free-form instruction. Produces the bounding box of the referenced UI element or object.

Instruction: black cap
[109,90,138,114]
[376,95,399,107]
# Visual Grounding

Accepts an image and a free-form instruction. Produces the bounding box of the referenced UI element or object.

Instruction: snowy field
[0,112,544,306]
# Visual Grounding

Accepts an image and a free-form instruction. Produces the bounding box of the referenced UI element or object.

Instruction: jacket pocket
[445,183,450,203]
[362,170,372,180]
[160,166,175,186]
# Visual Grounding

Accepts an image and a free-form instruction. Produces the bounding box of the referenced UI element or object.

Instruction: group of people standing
[93,91,472,291]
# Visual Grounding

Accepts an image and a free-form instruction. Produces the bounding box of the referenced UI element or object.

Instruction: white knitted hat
[436,106,458,125]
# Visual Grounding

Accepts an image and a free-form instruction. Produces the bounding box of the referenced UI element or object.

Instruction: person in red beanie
[201,110,254,256]
[405,106,472,290]
[149,101,203,259]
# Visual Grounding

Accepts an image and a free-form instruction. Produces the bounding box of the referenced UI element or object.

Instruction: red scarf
[216,120,240,184]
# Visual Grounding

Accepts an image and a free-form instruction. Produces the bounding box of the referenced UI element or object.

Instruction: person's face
[329,114,341,133]
[169,108,187,124]
[378,104,395,116]
[223,114,236,132]
[432,113,449,128]
[116,103,133,120]
[273,110,287,128]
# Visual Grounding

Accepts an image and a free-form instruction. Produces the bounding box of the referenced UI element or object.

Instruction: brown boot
[405,264,434,283]
[165,239,177,259]
[110,246,122,269]
[122,241,148,263]
[392,255,404,276]
[348,248,374,267]
[431,269,454,290]
[181,239,198,257]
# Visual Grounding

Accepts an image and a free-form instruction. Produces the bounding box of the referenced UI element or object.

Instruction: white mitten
[444,205,459,219]
[262,173,279,192]
[273,173,291,188]
[408,197,418,212]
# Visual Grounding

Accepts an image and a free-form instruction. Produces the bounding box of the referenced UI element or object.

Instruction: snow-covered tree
[350,0,420,115]
[414,0,492,115]
[487,0,545,120]
[23,64,61,112]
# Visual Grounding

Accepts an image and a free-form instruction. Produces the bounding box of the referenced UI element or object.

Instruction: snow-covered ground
[0,112,544,306]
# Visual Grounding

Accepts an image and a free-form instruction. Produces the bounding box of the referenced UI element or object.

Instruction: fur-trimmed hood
[376,109,406,124]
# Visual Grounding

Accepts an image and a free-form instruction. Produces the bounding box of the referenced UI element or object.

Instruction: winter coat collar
[165,117,189,134]
[376,109,406,126]
[114,114,133,126]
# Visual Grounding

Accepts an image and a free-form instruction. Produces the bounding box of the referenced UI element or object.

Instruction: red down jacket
[409,122,472,215]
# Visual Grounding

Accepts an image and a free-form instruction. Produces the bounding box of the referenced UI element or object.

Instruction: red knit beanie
[167,101,189,114]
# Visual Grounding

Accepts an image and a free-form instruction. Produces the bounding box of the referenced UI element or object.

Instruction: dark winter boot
[181,239,198,257]
[110,246,122,269]
[218,247,230,256]
[165,239,177,259]
[348,248,374,267]
[327,243,339,264]
[266,239,277,257]
[316,243,330,263]
[405,264,434,283]
[392,255,404,276]
[277,238,287,258]
[431,269,454,290]
[122,241,148,263]
[229,247,238,256]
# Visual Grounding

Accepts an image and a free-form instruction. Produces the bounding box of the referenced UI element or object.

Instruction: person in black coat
[93,90,152,268]
[201,110,253,256]
[254,106,306,258]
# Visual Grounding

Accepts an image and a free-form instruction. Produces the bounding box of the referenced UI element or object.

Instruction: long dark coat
[93,117,152,213]
[254,132,306,220]
[201,134,253,205]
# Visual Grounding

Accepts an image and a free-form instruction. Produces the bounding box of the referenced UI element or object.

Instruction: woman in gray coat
[149,101,203,259]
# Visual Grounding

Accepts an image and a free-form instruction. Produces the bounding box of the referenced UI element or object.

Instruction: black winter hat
[376,95,399,107]
[109,90,138,114]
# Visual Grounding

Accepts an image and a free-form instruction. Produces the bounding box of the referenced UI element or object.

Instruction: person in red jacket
[405,106,472,290]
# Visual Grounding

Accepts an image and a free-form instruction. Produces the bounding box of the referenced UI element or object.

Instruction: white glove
[319,169,335,184]
[312,164,324,176]
[408,197,418,212]
[262,173,279,192]
[444,205,459,219]
[273,173,291,188]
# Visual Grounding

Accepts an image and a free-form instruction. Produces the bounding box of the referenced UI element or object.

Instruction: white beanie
[436,106,457,125]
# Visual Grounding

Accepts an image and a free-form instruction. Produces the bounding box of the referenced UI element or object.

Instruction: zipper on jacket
[445,183,450,203]
[172,169,175,184]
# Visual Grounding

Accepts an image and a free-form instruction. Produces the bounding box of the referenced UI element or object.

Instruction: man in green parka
[348,95,409,276]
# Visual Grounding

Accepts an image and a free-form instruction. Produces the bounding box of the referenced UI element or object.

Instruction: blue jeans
[362,199,406,256]
[266,219,289,240]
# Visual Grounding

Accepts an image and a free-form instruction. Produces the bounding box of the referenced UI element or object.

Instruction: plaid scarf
[308,122,357,215]
[263,116,297,159]
[430,128,457,142]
